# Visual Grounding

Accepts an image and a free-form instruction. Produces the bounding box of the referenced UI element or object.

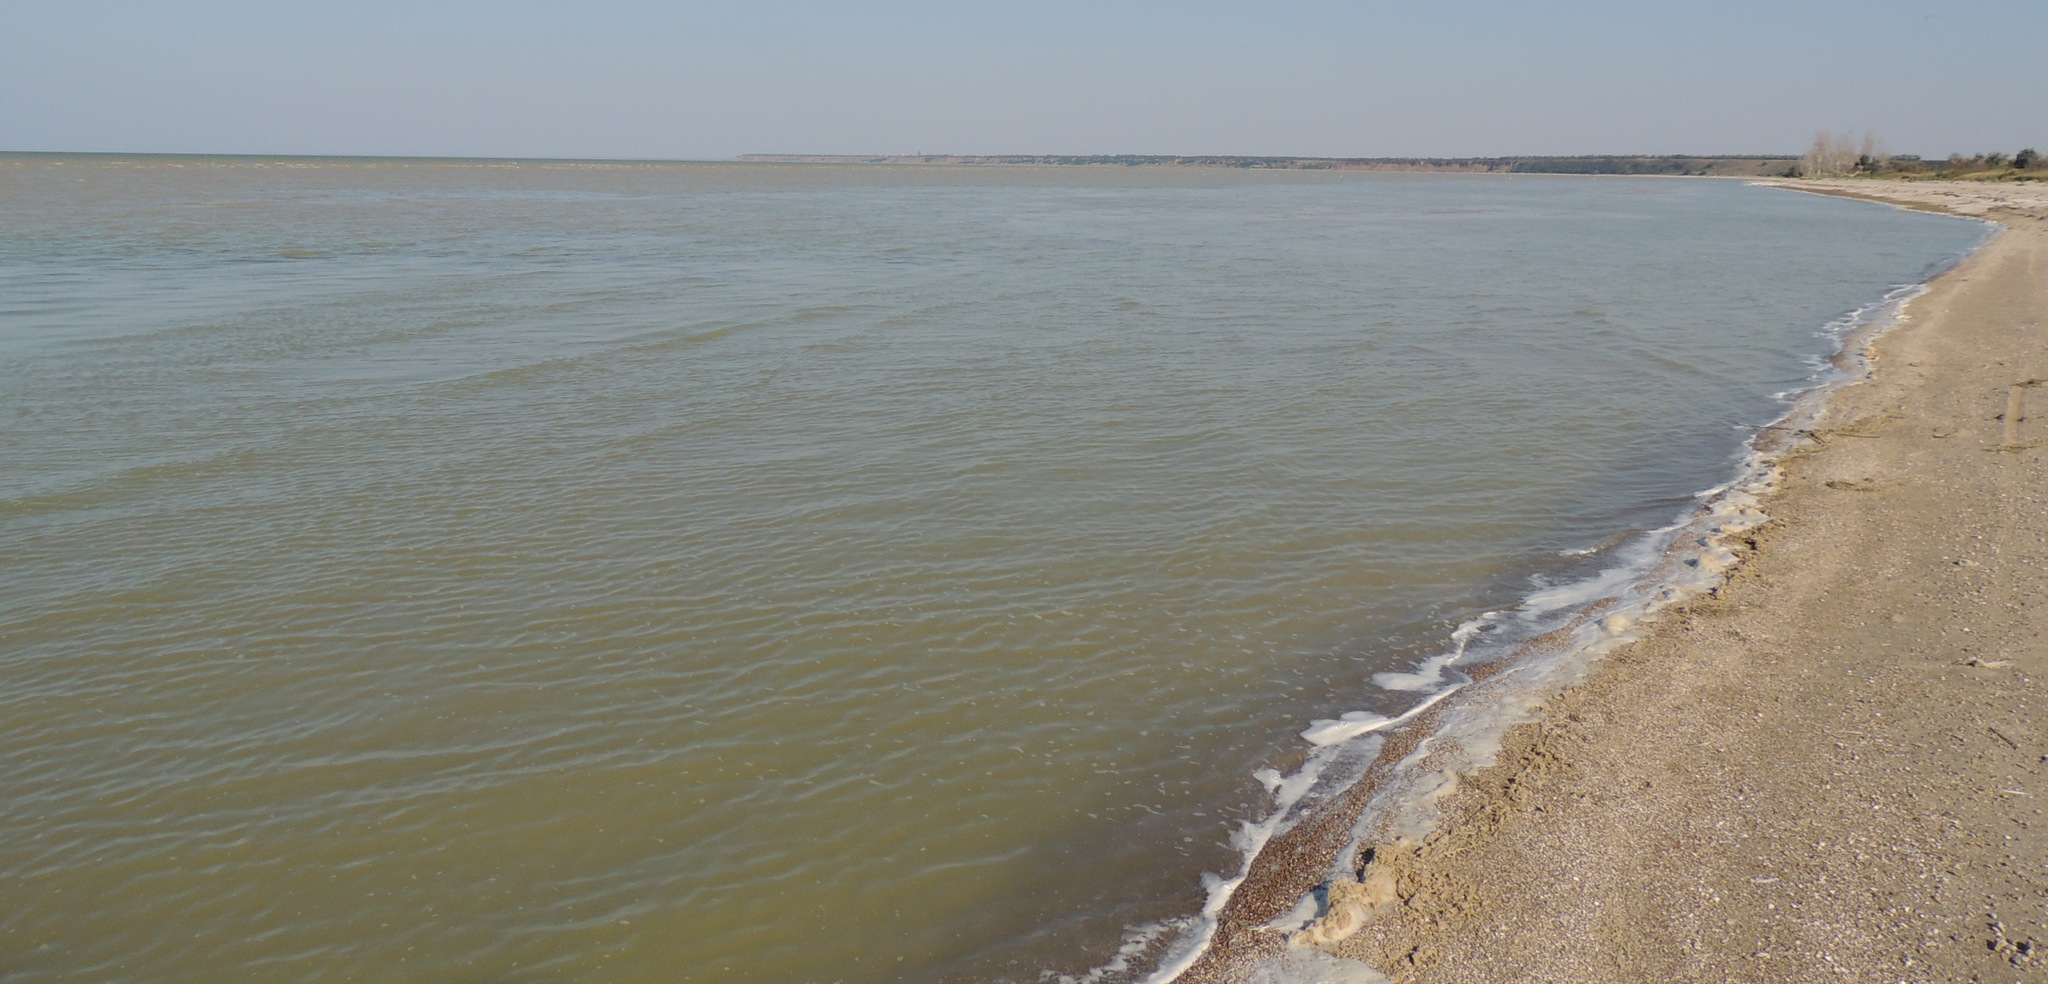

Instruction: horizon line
[1,149,1809,165]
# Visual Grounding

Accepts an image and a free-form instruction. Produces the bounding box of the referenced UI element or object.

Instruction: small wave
[1046,917,1196,984]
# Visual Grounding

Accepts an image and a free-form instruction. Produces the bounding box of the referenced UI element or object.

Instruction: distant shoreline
[11,152,2038,184]
[0,150,1797,178]
[734,153,1797,177]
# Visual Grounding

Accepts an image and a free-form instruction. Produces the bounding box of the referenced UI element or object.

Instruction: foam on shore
[1110,218,1994,984]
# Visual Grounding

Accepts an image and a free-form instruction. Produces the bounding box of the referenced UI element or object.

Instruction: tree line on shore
[1795,130,2043,179]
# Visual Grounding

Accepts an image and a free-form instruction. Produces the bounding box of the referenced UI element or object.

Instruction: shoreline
[1160,180,2048,983]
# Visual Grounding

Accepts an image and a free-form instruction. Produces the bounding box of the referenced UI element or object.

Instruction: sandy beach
[1177,179,2048,983]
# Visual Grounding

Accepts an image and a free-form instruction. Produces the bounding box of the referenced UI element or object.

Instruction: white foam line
[1124,223,1990,984]
[1300,680,1467,747]
[1054,918,1193,984]
[1137,740,1346,984]
[1136,678,1471,984]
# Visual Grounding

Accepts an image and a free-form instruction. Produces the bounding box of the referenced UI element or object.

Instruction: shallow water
[0,156,1982,983]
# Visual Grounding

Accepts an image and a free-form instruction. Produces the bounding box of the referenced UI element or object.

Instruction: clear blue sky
[3,0,2043,159]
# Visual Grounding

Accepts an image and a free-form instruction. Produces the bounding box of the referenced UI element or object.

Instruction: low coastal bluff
[733,154,1797,177]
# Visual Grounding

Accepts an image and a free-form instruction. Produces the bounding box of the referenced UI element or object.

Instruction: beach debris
[1962,657,2014,669]
[2002,385,2027,446]
[1298,882,1367,945]
[1990,919,2037,967]
[1688,544,1740,573]
[1289,845,1413,947]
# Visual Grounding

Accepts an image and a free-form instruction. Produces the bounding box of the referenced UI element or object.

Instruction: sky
[2,0,2044,160]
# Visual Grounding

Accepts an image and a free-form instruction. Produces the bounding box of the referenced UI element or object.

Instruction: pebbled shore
[1178,180,2048,983]
[1322,180,2048,983]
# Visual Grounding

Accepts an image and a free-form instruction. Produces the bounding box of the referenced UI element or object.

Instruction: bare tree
[1800,131,1844,176]
[1800,130,1880,177]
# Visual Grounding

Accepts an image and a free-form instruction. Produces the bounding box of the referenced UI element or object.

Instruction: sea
[0,154,1984,983]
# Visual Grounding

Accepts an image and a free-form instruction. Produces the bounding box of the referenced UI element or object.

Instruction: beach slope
[1299,181,2048,983]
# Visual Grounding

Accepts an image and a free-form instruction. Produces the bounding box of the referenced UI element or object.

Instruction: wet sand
[1177,180,2048,983]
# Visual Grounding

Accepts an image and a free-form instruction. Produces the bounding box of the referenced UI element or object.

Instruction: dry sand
[1177,180,2048,983]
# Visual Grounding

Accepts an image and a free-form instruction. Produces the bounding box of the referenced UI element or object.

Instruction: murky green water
[0,156,1981,982]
